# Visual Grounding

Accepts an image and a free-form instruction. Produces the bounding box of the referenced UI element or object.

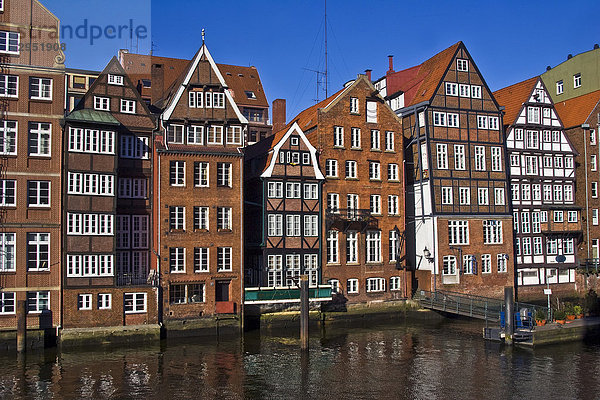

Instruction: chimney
[272,99,287,134]
[365,69,372,81]
[388,55,394,73]
[151,63,164,105]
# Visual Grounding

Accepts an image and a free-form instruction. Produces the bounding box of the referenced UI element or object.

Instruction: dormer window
[456,59,468,72]
[245,91,256,99]
[108,74,123,85]
[94,96,109,111]
[556,80,564,95]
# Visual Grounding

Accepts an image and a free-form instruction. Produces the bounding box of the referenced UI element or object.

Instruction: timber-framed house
[62,57,158,328]
[154,42,247,323]
[495,77,580,291]
[376,42,514,297]
[244,122,324,289]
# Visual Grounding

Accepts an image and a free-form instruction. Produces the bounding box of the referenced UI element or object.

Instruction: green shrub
[553,309,566,320]
[535,309,547,321]
[584,289,600,316]
[563,302,575,316]
[574,305,583,315]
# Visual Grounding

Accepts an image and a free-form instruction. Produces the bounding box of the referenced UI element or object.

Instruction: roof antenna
[202,28,205,45]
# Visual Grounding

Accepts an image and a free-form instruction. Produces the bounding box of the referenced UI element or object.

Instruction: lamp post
[423,246,435,291]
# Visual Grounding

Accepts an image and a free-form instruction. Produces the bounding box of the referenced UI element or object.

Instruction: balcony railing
[117,269,158,287]
[579,259,600,274]
[325,208,379,232]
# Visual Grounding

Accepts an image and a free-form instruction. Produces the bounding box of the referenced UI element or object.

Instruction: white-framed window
[327,193,339,213]
[532,185,541,201]
[442,186,453,205]
[574,73,581,88]
[366,101,377,123]
[481,254,491,274]
[267,255,283,287]
[471,85,482,99]
[268,181,283,198]
[447,113,459,128]
[327,230,339,263]
[433,112,446,127]
[527,107,540,124]
[389,230,399,262]
[483,220,503,244]
[510,154,519,167]
[120,99,136,114]
[437,144,448,169]
[491,147,502,171]
[346,232,358,263]
[591,130,597,145]
[347,278,359,294]
[0,233,15,272]
[193,206,209,230]
[442,255,457,275]
[388,195,399,215]
[226,126,242,145]
[556,80,564,95]
[27,180,50,207]
[0,31,20,54]
[351,127,361,149]
[494,188,505,205]
[477,115,488,129]
[456,59,468,71]
[94,96,110,111]
[118,178,147,199]
[445,82,458,96]
[217,247,232,271]
[448,220,469,245]
[546,238,558,255]
[0,120,17,154]
[532,212,541,234]
[366,231,382,263]
[67,213,114,236]
[345,160,357,179]
[285,254,301,286]
[329,279,340,293]
[593,182,598,198]
[370,194,381,215]
[366,277,386,292]
[369,161,381,180]
[488,117,499,130]
[593,209,599,226]
[521,184,531,201]
[350,97,359,114]
[533,237,543,255]
[568,210,578,223]
[0,179,16,206]
[305,254,319,287]
[385,131,394,151]
[463,255,475,274]
[78,294,92,310]
[514,128,524,141]
[124,293,146,314]
[0,74,18,97]
[564,185,573,202]
[194,162,209,187]
[474,146,486,171]
[169,206,185,230]
[170,247,185,272]
[285,215,300,237]
[119,135,149,159]
[268,214,283,236]
[189,91,204,108]
[347,194,359,215]
[194,247,210,272]
[26,233,49,271]
[459,187,470,205]
[186,125,204,145]
[217,207,232,230]
[325,159,338,177]
[564,238,575,255]
[304,183,318,200]
[29,77,52,100]
[459,84,470,97]
[27,291,49,314]
[388,163,399,181]
[27,122,50,156]
[521,211,530,234]
[98,293,112,310]
[371,129,380,150]
[167,125,184,144]
[0,292,16,314]
[68,128,115,155]
[286,182,301,198]
[213,92,225,108]
[107,74,123,85]
[454,145,465,170]
[304,215,318,236]
[478,188,489,205]
[170,161,185,186]
[207,125,224,145]
[554,210,564,223]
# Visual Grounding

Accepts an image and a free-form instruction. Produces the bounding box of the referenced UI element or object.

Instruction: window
[194,247,209,272]
[389,230,399,262]
[0,233,15,271]
[521,184,531,201]
[27,291,49,313]
[268,214,283,236]
[481,254,491,274]
[593,209,599,226]
[350,97,359,113]
[217,207,232,230]
[442,187,453,205]
[345,160,357,179]
[0,179,16,206]
[564,185,573,202]
[27,122,50,156]
[0,120,16,154]
[483,220,503,244]
[118,178,147,199]
[304,183,318,200]
[186,125,204,145]
[546,238,558,255]
[488,117,499,130]
[527,107,540,124]
[169,206,185,230]
[543,185,552,202]
[120,99,136,114]
[574,73,581,88]
[68,129,115,154]
[302,152,310,165]
[456,59,468,71]
[459,84,470,97]
[533,237,543,255]
[325,159,338,177]
[347,194,359,217]
[346,232,358,263]
[267,255,283,287]
[564,238,574,255]
[491,147,502,171]
[366,277,385,292]
[555,156,563,169]
[521,211,530,233]
[471,85,482,99]
[209,92,225,108]
[193,207,209,230]
[370,195,381,214]
[554,211,564,223]
[447,113,459,128]
[448,220,468,245]
[445,82,458,96]
[327,193,339,213]
[366,101,377,123]
[226,126,242,145]
[94,96,109,111]
[478,188,489,205]
[494,188,505,205]
[591,129,597,145]
[124,293,146,313]
[217,163,232,187]
[533,185,541,201]
[437,144,448,169]
[463,255,475,274]
[0,292,15,314]
[477,115,488,129]
[568,210,578,223]
[29,77,52,100]
[286,182,301,198]
[388,195,399,215]
[167,125,184,144]
[370,129,380,150]
[327,231,339,263]
[454,145,465,170]
[329,279,340,293]
[388,164,399,181]
[189,91,203,108]
[565,157,574,169]
[591,182,597,198]
[333,126,344,147]
[369,161,381,180]
[285,215,300,237]
[0,74,17,97]
[119,135,149,159]
[170,247,185,272]
[351,127,361,148]
[194,162,209,187]
[285,254,301,286]
[27,233,49,271]
[556,80,564,95]
[27,181,50,207]
[459,187,470,205]
[107,74,123,85]
[217,247,232,271]
[433,112,446,126]
[170,161,185,186]
[385,131,394,151]
[366,231,382,263]
[0,31,20,54]
[304,215,318,236]
[443,256,457,275]
[474,146,485,170]
[347,279,359,294]
[78,294,92,310]
[514,129,524,141]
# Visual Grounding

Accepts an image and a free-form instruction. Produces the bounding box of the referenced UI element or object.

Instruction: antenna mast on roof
[325,0,328,98]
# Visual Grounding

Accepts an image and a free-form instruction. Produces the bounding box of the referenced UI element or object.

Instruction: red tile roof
[385,42,462,107]
[554,89,600,129]
[493,76,539,126]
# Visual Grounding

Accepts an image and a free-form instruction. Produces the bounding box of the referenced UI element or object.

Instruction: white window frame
[120,99,136,114]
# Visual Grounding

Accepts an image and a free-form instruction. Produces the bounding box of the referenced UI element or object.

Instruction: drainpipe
[583,124,590,261]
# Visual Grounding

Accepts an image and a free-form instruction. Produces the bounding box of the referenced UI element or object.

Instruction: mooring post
[16,300,26,353]
[300,275,309,351]
[504,287,514,345]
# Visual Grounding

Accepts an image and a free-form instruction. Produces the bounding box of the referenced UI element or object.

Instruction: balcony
[117,269,158,287]
[579,259,600,275]
[325,208,379,233]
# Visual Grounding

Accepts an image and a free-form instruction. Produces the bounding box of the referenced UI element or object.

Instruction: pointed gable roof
[160,43,248,124]
[554,89,600,129]
[493,76,540,126]
[385,42,462,107]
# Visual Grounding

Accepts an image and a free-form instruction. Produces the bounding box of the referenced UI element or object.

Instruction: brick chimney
[365,69,372,81]
[272,99,286,134]
[388,55,394,73]
[151,63,164,105]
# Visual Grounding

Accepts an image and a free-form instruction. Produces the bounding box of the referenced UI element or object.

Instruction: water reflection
[0,319,598,399]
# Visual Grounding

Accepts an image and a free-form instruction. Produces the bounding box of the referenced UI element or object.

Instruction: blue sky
[46,0,600,120]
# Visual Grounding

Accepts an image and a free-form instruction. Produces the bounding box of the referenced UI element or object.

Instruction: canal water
[1,318,599,399]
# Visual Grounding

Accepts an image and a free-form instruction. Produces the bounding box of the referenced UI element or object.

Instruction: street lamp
[423,247,435,291]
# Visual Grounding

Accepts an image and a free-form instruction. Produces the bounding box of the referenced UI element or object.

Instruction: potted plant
[574,305,584,319]
[535,309,547,326]
[564,303,576,320]
[554,309,566,324]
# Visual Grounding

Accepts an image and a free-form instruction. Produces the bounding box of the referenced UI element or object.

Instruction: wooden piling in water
[300,275,309,351]
[16,300,26,353]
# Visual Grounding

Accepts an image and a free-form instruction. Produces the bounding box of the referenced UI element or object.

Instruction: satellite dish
[555,255,566,263]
